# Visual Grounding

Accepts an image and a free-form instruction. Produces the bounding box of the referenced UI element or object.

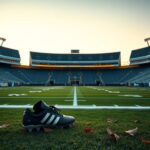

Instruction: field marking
[0,104,150,109]
[32,86,64,88]
[8,94,27,96]
[56,105,150,110]
[87,87,120,94]
[0,104,32,108]
[73,86,78,107]
[64,100,86,102]
[29,91,42,93]
[118,94,142,98]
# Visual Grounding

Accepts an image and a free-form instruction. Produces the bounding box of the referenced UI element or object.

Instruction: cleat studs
[69,124,73,127]
[36,127,41,132]
[63,125,70,129]
[24,126,42,133]
[27,128,33,133]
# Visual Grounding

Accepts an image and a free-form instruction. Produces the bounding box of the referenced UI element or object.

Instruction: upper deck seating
[0,46,20,65]
[130,47,150,65]
[30,51,120,66]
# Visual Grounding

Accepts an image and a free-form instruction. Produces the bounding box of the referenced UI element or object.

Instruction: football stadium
[0,0,150,149]
[0,39,150,149]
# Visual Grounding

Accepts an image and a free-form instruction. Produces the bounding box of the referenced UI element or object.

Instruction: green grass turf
[0,109,150,150]
[0,86,150,149]
[0,86,74,105]
[0,86,150,106]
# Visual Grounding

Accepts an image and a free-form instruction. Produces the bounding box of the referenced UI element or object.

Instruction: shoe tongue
[33,101,49,113]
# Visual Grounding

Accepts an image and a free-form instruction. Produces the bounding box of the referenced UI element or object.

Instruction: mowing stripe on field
[64,100,86,102]
[0,97,72,99]
[73,86,78,107]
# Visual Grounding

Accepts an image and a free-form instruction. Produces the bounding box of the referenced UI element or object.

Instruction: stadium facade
[0,45,150,87]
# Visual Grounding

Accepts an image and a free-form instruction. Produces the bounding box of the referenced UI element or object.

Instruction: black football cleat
[23,101,75,132]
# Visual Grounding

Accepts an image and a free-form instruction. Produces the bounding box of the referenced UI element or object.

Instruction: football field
[0,86,150,149]
[0,86,150,107]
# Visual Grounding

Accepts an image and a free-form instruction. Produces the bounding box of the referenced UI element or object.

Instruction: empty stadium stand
[0,46,150,87]
[0,64,150,86]
[130,46,150,65]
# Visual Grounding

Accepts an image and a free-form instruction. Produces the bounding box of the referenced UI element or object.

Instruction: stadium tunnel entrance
[69,76,81,86]
[70,80,80,86]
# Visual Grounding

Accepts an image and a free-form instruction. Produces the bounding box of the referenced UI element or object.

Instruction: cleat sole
[23,125,43,132]
[23,122,75,132]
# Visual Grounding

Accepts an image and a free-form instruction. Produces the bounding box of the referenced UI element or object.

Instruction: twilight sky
[0,0,150,65]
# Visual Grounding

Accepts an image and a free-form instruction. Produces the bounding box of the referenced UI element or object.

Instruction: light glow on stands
[11,64,139,70]
[11,64,32,69]
[35,64,118,69]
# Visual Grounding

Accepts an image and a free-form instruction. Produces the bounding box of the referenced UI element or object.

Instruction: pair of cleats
[23,101,75,132]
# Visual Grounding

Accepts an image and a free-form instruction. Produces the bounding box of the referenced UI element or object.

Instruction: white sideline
[55,105,150,110]
[0,104,33,108]
[0,104,150,110]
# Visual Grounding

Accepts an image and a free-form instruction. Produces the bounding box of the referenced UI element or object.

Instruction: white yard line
[73,86,78,107]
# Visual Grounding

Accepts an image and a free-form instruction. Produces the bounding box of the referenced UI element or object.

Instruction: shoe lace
[49,106,62,115]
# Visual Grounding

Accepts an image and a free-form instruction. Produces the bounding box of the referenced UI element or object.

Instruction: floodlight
[0,37,6,46]
[144,37,150,47]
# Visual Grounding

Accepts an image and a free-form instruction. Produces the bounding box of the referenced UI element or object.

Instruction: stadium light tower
[144,37,150,47]
[0,37,6,46]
